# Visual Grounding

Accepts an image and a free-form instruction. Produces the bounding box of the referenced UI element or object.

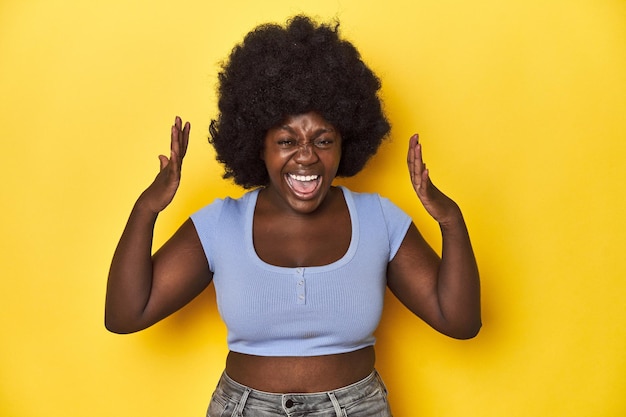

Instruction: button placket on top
[295,267,306,305]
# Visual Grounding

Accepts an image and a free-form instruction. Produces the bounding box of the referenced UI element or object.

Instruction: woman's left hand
[407,134,461,225]
[391,134,482,340]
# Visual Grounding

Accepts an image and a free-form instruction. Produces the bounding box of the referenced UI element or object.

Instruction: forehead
[274,111,337,132]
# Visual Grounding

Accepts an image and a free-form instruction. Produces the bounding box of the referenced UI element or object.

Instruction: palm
[140,117,190,213]
[407,134,459,224]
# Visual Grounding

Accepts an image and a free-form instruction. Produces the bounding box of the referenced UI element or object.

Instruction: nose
[293,142,318,164]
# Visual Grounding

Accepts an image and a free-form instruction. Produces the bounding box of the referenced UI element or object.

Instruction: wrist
[437,204,464,230]
[134,193,162,217]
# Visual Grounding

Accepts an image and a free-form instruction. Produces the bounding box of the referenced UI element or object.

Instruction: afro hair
[209,15,390,189]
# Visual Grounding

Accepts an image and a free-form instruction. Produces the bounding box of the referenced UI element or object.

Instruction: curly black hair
[209,15,390,189]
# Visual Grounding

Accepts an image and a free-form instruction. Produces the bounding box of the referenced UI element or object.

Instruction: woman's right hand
[106,116,209,335]
[138,116,190,213]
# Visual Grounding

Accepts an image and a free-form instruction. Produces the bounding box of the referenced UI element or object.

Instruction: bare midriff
[224,345,375,393]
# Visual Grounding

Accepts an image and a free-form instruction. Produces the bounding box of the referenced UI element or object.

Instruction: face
[261,111,342,214]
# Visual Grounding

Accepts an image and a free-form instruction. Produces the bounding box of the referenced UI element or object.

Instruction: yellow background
[1,0,625,416]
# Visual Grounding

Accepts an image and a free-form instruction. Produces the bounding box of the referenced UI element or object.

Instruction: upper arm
[144,218,213,326]
[386,223,443,328]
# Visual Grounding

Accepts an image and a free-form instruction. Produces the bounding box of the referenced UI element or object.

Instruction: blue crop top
[190,186,412,356]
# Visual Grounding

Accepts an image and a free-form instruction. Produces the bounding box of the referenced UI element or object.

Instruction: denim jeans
[207,370,393,417]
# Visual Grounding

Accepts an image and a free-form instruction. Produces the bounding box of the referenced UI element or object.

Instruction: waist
[225,346,375,393]
[212,368,388,415]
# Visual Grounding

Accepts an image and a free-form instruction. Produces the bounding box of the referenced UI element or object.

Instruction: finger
[158,154,169,171]
[413,136,426,189]
[415,135,426,168]
[414,142,433,196]
[172,117,190,160]
[407,134,418,183]
[169,123,181,171]
[180,121,191,159]
[419,166,430,193]
[407,134,418,163]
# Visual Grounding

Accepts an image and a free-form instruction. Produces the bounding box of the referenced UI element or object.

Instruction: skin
[105,112,481,393]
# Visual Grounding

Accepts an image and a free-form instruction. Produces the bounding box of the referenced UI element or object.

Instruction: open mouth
[286,173,322,197]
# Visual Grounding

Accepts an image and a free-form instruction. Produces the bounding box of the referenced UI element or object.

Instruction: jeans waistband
[215,370,385,415]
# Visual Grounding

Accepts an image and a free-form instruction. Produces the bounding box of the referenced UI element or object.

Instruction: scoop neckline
[245,186,359,274]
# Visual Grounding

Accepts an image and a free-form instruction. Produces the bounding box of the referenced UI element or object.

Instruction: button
[285,399,294,408]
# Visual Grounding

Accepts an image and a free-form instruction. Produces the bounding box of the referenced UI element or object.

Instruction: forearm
[105,197,159,333]
[105,117,191,333]
[436,208,482,338]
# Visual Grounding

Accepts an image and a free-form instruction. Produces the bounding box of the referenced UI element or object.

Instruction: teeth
[289,174,319,182]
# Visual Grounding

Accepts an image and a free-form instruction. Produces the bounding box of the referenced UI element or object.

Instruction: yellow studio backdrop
[1,0,625,416]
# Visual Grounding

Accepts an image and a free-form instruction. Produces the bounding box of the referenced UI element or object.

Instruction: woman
[105,15,481,416]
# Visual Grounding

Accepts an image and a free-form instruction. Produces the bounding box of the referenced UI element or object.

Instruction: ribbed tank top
[190,186,411,356]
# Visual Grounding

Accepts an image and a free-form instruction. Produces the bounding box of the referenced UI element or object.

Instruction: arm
[105,117,213,334]
[386,134,481,339]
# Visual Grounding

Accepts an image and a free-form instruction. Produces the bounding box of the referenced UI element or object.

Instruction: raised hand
[388,134,481,340]
[139,116,191,213]
[407,134,461,225]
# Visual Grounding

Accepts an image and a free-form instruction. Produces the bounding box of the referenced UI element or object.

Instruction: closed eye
[313,137,335,149]
[277,139,296,147]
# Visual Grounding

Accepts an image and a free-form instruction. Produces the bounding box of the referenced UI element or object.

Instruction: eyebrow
[278,125,336,136]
